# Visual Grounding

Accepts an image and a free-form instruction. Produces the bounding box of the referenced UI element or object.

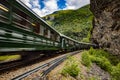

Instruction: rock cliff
[90,0,120,55]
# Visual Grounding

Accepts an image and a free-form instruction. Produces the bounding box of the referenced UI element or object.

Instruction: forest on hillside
[43,5,93,42]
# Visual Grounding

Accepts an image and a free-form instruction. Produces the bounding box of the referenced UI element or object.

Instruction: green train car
[0,0,61,52]
[0,0,97,52]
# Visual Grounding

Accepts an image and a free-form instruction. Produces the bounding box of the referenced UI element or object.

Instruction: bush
[90,52,112,72]
[89,48,120,66]
[107,55,120,66]
[88,77,100,80]
[89,47,95,55]
[61,57,80,78]
[88,48,112,72]
[81,51,92,67]
[89,48,109,58]
[82,48,120,80]
[81,31,91,43]
[111,63,120,80]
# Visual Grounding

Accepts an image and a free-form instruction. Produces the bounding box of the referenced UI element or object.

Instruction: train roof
[15,0,60,35]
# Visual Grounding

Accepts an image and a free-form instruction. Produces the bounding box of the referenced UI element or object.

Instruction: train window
[70,41,74,45]
[69,40,71,45]
[40,25,44,35]
[0,4,9,12]
[0,0,10,23]
[56,35,60,42]
[12,6,34,31]
[32,22,40,34]
[47,30,51,38]
[50,31,55,40]
[51,33,58,42]
[50,31,59,41]
[44,27,48,37]
[70,42,71,45]
[0,0,9,11]
[54,34,56,40]
[65,39,68,43]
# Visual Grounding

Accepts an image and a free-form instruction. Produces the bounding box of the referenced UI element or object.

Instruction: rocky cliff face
[90,0,120,55]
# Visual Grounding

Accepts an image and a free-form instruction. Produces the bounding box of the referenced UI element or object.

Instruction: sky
[20,0,90,17]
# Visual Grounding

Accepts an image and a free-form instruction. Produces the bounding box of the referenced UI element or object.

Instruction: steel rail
[12,51,80,80]
[40,51,79,79]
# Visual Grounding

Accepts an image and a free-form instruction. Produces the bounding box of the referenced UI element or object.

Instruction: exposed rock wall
[90,0,120,55]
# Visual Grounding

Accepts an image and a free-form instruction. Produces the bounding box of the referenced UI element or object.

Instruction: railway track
[0,54,44,72]
[0,50,65,72]
[12,51,80,80]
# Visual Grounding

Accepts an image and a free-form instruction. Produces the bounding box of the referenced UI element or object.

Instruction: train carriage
[0,0,61,52]
[0,0,97,53]
[60,34,97,51]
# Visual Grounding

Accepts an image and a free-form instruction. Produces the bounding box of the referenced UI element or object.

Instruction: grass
[0,55,21,61]
[81,47,120,80]
[61,56,80,78]
[111,63,120,80]
[81,51,92,67]
[88,76,100,80]
[90,56,112,72]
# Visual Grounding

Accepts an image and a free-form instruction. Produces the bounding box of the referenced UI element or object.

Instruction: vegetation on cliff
[81,48,120,80]
[43,5,93,42]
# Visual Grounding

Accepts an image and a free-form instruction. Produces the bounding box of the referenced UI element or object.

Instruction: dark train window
[56,35,60,42]
[47,30,51,38]
[54,34,60,42]
[50,31,55,40]
[40,25,44,35]
[12,6,34,31]
[32,22,40,34]
[0,0,9,10]
[65,39,68,43]
[44,27,48,37]
[0,0,10,23]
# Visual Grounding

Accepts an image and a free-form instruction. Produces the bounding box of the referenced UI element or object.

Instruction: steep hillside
[43,5,93,42]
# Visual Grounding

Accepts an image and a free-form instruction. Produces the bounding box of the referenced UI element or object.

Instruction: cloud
[41,0,58,16]
[20,0,90,17]
[20,0,32,8]
[31,0,40,8]
[21,0,58,17]
[65,0,90,9]
[32,0,58,17]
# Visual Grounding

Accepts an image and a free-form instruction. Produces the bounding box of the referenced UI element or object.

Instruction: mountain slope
[43,5,93,42]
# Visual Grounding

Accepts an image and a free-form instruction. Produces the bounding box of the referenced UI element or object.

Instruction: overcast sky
[20,0,90,17]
